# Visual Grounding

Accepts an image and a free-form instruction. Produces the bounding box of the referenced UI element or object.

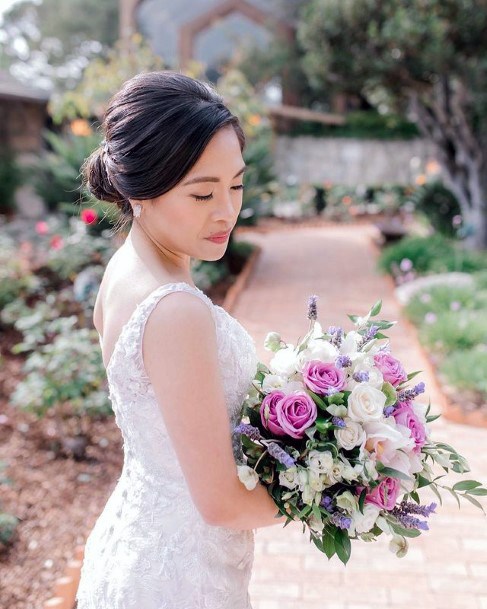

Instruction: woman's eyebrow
[182,165,246,186]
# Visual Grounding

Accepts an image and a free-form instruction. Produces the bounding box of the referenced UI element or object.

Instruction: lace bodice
[76,282,259,609]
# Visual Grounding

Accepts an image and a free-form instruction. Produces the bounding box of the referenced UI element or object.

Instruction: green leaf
[322,527,336,559]
[426,414,442,423]
[327,392,345,405]
[389,523,421,538]
[381,382,397,407]
[452,480,483,492]
[430,483,443,505]
[446,487,461,509]
[410,491,420,504]
[376,465,412,482]
[311,535,324,553]
[466,488,487,496]
[370,299,382,317]
[407,370,422,381]
[334,527,352,565]
[358,488,367,514]
[315,418,332,433]
[348,314,359,323]
[306,390,328,411]
[463,494,486,514]
[417,474,433,488]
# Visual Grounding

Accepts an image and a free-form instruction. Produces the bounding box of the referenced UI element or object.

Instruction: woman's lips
[206,231,230,243]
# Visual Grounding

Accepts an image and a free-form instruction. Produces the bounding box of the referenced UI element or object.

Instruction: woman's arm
[143,291,286,530]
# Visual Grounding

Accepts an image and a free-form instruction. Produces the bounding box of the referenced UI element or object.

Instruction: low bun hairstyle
[83,71,246,225]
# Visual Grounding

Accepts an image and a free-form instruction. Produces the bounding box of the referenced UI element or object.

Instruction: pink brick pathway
[232,224,487,609]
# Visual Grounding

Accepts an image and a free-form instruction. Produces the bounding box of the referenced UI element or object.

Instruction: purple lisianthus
[393,401,427,453]
[275,392,317,439]
[260,390,287,436]
[373,352,407,387]
[302,360,346,396]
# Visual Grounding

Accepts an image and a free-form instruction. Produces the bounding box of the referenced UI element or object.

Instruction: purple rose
[393,401,427,453]
[260,390,287,436]
[374,352,407,387]
[276,392,317,439]
[302,360,346,395]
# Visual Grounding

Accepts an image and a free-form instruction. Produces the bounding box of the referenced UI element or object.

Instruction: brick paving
[232,223,487,609]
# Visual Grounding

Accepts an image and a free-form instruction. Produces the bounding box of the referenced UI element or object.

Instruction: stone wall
[272,135,441,186]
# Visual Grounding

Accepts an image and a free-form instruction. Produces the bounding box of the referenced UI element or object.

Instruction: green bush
[418,309,487,353]
[378,234,487,276]
[440,349,487,395]
[411,181,462,237]
[11,325,111,418]
[0,150,22,214]
[0,512,19,548]
[404,284,482,326]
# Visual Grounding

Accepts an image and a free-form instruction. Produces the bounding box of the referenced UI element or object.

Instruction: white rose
[306,450,334,475]
[334,418,366,451]
[348,384,386,423]
[339,330,362,356]
[351,503,381,534]
[295,339,339,372]
[237,465,259,491]
[269,344,298,376]
[279,466,300,490]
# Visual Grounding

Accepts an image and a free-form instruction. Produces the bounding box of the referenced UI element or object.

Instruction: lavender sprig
[266,442,296,468]
[332,416,346,428]
[390,500,437,530]
[307,295,318,321]
[233,423,262,442]
[330,511,352,530]
[329,326,344,348]
[397,382,426,402]
[353,370,370,383]
[357,324,379,349]
[336,355,352,368]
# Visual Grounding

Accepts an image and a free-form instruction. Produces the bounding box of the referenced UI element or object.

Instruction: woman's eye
[192,185,244,201]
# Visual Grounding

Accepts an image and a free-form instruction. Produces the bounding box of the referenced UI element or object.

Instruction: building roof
[0,70,50,103]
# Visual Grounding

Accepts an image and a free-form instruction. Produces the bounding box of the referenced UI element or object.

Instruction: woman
[75,71,285,609]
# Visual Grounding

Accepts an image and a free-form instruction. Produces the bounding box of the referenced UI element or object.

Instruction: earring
[133,203,142,218]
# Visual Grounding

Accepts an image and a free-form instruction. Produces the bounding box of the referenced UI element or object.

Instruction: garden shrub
[404,284,482,326]
[0,150,22,215]
[411,180,462,237]
[440,349,487,396]
[418,309,487,353]
[0,513,19,548]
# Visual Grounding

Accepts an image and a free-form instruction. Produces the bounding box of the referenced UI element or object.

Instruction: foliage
[378,235,487,276]
[418,310,487,353]
[286,110,420,140]
[11,322,111,419]
[31,130,102,212]
[440,350,487,396]
[0,0,118,90]
[411,181,462,237]
[0,512,19,548]
[404,284,482,326]
[51,34,168,122]
[297,0,487,248]
[0,234,39,310]
[0,150,23,214]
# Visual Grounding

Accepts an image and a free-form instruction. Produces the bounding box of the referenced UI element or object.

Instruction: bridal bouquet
[234,297,486,564]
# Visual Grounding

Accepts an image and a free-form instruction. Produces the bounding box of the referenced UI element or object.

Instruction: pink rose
[276,392,317,439]
[303,360,346,395]
[366,477,401,511]
[260,390,287,436]
[393,401,427,453]
[374,352,407,387]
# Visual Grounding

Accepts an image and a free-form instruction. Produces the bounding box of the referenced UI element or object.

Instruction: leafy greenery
[418,310,487,353]
[411,181,462,238]
[378,235,487,276]
[440,350,487,396]
[0,150,23,215]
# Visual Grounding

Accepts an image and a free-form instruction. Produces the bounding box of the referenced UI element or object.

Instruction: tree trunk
[409,81,487,250]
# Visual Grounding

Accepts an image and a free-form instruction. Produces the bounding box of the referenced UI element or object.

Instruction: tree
[298,0,487,249]
[0,0,118,91]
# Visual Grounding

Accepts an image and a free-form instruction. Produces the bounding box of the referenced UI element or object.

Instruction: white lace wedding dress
[75,282,259,609]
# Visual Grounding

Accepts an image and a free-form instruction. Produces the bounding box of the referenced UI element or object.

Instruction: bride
[75,71,285,609]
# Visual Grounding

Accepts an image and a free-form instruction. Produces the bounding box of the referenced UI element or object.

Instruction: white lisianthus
[339,330,362,356]
[327,461,344,485]
[389,535,409,558]
[364,419,416,476]
[264,331,282,352]
[281,380,307,394]
[262,374,287,393]
[295,339,339,372]
[308,513,325,533]
[279,466,300,490]
[334,418,366,451]
[348,384,386,423]
[350,503,381,534]
[309,470,327,492]
[306,450,334,475]
[237,465,259,491]
[340,458,362,482]
[269,344,297,376]
[298,470,322,505]
[335,490,358,514]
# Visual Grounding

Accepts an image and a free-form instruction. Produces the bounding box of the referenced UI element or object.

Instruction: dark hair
[83,71,245,228]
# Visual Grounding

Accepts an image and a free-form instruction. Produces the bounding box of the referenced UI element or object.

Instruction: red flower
[50,235,64,250]
[35,221,49,235]
[81,208,98,225]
